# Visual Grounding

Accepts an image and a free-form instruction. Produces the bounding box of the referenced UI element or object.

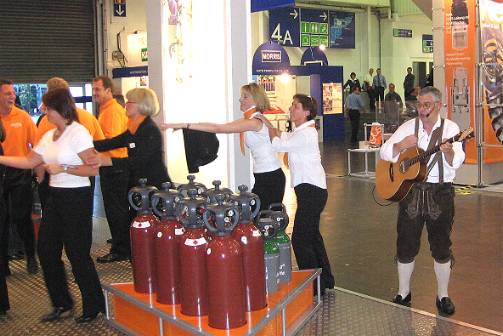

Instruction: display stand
[102,269,322,336]
[347,148,380,178]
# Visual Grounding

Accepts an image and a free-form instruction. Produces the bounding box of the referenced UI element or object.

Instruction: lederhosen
[396,118,455,264]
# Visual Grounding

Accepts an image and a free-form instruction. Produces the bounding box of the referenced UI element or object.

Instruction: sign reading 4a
[268,7,300,46]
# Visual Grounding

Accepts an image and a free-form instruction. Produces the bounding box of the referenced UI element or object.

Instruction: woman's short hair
[126,88,160,117]
[241,83,270,112]
[42,88,78,125]
[293,94,318,121]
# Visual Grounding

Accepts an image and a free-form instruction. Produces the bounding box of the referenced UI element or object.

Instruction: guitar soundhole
[389,163,394,182]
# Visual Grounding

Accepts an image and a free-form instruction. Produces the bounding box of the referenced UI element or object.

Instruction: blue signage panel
[269,7,355,49]
[112,66,148,78]
[329,12,355,48]
[269,7,300,47]
[113,0,126,17]
[251,0,295,13]
[252,42,291,75]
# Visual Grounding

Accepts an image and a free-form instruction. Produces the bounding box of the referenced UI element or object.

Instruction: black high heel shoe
[75,311,101,324]
[41,306,73,322]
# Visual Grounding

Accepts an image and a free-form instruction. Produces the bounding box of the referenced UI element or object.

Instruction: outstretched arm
[0,150,43,170]
[161,118,262,134]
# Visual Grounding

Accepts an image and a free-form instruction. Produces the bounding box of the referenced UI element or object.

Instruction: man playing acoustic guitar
[379,86,466,316]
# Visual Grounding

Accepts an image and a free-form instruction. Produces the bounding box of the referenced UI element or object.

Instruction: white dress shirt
[379,117,466,183]
[271,120,326,189]
[244,111,281,173]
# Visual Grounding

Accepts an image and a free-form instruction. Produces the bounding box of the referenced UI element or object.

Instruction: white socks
[434,260,451,299]
[397,260,415,297]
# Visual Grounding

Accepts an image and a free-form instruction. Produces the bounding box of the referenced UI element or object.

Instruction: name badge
[129,142,136,148]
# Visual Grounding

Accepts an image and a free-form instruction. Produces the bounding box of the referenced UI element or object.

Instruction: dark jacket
[94,116,170,189]
[343,79,361,92]
[403,73,415,100]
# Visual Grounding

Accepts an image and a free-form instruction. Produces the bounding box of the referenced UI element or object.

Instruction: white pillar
[146,0,252,189]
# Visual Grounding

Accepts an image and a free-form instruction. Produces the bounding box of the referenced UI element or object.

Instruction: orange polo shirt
[0,105,38,156]
[97,98,128,158]
[38,107,105,141]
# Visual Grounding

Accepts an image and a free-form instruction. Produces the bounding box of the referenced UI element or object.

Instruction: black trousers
[0,193,9,312]
[38,187,104,315]
[376,86,385,102]
[39,173,95,213]
[1,168,35,261]
[396,183,455,263]
[252,168,286,211]
[292,183,334,290]
[348,109,360,143]
[100,162,130,257]
[366,87,376,112]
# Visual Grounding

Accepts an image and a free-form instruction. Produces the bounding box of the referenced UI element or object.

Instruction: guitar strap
[414,117,445,183]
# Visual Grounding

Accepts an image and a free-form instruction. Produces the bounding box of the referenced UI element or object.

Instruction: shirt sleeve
[379,121,413,162]
[71,127,94,154]
[271,130,308,153]
[443,122,465,169]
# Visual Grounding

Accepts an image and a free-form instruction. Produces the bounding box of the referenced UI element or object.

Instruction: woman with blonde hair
[94,87,170,194]
[161,83,285,209]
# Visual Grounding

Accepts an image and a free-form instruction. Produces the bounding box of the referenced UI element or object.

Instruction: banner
[444,0,477,163]
[479,0,503,163]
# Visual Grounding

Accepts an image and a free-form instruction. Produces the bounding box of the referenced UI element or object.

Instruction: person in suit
[343,72,361,93]
[93,87,170,219]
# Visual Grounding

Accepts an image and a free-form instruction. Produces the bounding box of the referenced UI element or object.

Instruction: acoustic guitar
[375,127,474,202]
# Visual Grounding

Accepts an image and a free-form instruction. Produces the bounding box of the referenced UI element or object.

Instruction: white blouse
[271,120,326,189]
[244,111,281,173]
[34,122,94,188]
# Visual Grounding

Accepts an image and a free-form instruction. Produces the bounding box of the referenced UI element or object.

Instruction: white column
[146,0,251,189]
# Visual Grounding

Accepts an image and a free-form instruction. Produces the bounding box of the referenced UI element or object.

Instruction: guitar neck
[406,136,456,166]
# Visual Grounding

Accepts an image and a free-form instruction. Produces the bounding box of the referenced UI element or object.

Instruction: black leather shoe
[75,312,100,323]
[436,297,455,316]
[392,292,412,307]
[96,252,128,263]
[41,306,73,322]
[27,256,39,274]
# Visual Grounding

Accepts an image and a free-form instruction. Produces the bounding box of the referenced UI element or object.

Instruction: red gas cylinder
[230,185,267,311]
[129,178,159,294]
[204,194,246,329]
[178,189,209,316]
[151,182,184,305]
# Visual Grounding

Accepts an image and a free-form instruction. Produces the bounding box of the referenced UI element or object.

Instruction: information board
[269,7,355,49]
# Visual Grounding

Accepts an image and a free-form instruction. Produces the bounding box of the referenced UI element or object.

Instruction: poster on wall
[443,0,477,163]
[329,11,355,48]
[322,83,343,114]
[167,0,193,83]
[479,0,503,158]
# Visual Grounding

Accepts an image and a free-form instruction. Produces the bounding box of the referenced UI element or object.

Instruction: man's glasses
[416,102,437,110]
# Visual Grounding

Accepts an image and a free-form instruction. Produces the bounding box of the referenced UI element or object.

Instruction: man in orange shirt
[37,77,105,210]
[93,76,130,263]
[0,79,39,275]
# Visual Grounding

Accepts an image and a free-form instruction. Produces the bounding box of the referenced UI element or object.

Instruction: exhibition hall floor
[2,142,503,336]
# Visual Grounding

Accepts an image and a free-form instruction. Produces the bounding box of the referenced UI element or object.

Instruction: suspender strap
[426,118,445,183]
[414,117,419,138]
